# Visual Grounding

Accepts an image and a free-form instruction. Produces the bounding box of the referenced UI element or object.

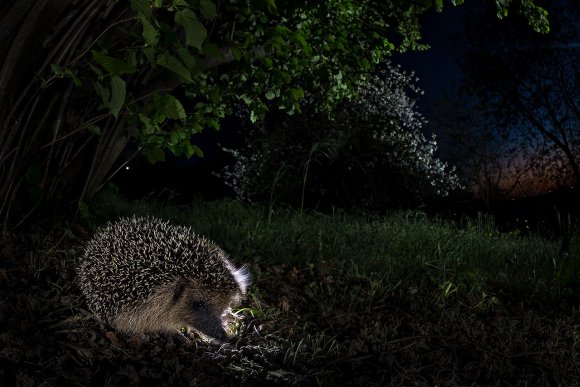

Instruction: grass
[1,192,578,385]
[90,190,578,299]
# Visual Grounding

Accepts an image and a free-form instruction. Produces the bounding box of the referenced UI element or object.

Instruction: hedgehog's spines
[76,216,250,338]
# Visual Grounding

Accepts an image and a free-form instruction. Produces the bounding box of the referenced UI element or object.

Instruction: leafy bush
[222,62,461,210]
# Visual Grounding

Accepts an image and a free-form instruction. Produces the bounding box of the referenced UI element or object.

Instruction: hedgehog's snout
[187,302,229,342]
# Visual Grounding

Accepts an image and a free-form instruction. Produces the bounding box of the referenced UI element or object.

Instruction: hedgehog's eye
[192,301,204,310]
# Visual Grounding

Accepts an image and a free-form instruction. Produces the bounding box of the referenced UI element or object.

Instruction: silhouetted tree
[458,0,579,191]
[430,95,533,209]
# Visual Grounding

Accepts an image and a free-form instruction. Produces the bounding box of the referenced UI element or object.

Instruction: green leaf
[93,81,110,105]
[157,52,194,83]
[265,0,277,13]
[290,87,304,101]
[139,115,157,135]
[274,25,291,36]
[94,77,125,118]
[109,76,126,118]
[265,90,276,100]
[169,131,180,145]
[206,118,220,130]
[86,125,101,135]
[51,64,82,86]
[175,9,207,51]
[92,51,136,76]
[138,13,159,46]
[184,143,194,158]
[290,30,307,47]
[192,144,204,157]
[184,143,204,158]
[146,148,165,163]
[239,94,252,105]
[175,47,200,75]
[208,86,221,104]
[199,0,217,19]
[263,57,273,68]
[89,64,103,78]
[231,47,242,60]
[191,122,203,133]
[130,0,151,15]
[142,47,156,63]
[128,50,137,67]
[155,94,187,120]
[51,63,67,77]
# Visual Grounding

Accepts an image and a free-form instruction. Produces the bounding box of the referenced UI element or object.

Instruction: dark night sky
[395,5,465,110]
[396,3,579,197]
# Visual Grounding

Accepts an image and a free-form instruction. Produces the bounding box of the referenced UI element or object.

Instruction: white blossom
[220,62,460,208]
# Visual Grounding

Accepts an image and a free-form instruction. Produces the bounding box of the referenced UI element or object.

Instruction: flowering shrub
[222,62,461,210]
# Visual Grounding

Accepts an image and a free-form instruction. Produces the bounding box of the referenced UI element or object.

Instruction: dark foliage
[222,65,460,211]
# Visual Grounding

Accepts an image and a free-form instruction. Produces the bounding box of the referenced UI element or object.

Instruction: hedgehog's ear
[232,265,251,295]
[171,278,189,304]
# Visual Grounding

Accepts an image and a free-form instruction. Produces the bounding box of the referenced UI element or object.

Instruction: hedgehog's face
[172,279,245,343]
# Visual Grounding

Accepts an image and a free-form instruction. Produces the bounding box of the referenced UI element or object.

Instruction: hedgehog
[76,216,250,342]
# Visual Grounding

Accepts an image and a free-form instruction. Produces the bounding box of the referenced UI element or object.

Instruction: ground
[0,226,578,386]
